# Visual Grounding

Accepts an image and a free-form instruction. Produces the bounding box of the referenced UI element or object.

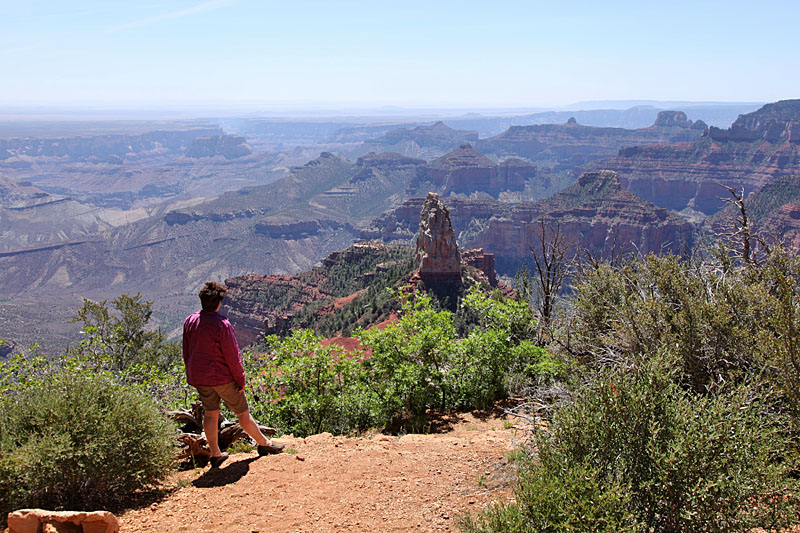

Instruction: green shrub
[0,367,175,516]
[246,330,375,436]
[359,293,457,430]
[454,290,562,404]
[461,461,642,532]
[464,354,799,532]
[571,254,772,391]
[66,294,188,408]
[69,294,179,374]
[244,291,558,436]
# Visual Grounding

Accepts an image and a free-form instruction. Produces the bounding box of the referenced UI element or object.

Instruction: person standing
[183,281,284,468]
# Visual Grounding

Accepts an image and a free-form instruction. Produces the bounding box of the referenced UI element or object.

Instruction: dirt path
[120,413,519,532]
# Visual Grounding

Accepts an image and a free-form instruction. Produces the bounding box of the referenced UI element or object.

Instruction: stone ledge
[6,509,119,533]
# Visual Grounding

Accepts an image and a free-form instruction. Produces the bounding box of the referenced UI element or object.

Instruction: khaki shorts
[195,382,249,415]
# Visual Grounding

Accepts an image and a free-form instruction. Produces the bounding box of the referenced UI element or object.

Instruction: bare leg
[236,410,273,447]
[203,409,223,457]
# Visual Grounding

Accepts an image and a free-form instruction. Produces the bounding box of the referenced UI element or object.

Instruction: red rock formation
[416,192,462,285]
[762,200,800,251]
[223,242,414,344]
[468,170,695,270]
[706,174,800,253]
[497,158,535,190]
[461,248,497,287]
[225,271,333,345]
[598,100,800,215]
[416,144,498,192]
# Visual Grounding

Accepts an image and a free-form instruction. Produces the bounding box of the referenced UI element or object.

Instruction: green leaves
[464,355,800,532]
[69,293,178,374]
[245,330,374,436]
[0,367,174,517]
[242,290,558,436]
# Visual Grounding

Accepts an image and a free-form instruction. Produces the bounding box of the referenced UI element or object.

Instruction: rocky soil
[120,412,518,533]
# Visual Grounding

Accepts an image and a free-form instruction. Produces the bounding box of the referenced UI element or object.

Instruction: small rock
[296,455,306,461]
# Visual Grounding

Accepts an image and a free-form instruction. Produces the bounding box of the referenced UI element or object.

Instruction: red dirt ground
[119,412,519,532]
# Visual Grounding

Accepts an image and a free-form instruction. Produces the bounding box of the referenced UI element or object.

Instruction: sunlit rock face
[416,192,462,285]
[469,170,696,273]
[599,100,800,215]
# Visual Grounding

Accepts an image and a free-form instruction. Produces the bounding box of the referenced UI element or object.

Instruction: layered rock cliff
[467,170,696,273]
[596,100,800,215]
[413,144,532,196]
[476,111,704,170]
[706,174,800,252]
[0,128,222,162]
[359,121,479,159]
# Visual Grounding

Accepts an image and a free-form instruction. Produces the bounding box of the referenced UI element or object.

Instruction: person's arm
[220,320,246,390]
[182,319,189,364]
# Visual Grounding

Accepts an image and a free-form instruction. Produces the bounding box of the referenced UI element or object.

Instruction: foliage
[244,290,559,436]
[360,290,560,430]
[452,289,561,405]
[0,366,175,517]
[463,354,799,532]
[568,248,800,431]
[360,293,457,430]
[461,462,641,532]
[245,330,375,436]
[0,293,184,522]
[68,294,187,407]
[755,250,800,427]
[0,348,54,403]
[570,253,769,391]
[69,293,181,375]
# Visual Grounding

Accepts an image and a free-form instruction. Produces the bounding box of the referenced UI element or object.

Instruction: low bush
[359,294,457,430]
[452,290,563,405]
[244,291,560,436]
[0,366,175,517]
[462,354,800,532]
[245,330,376,436]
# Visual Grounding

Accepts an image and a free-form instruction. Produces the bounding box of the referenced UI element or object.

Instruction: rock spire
[415,192,462,285]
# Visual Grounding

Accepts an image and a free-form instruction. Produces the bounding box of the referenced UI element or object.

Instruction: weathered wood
[170,400,277,468]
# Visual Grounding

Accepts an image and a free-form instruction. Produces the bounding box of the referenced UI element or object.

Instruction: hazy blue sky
[1,0,797,108]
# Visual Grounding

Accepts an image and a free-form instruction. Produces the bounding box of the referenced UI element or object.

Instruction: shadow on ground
[192,457,259,488]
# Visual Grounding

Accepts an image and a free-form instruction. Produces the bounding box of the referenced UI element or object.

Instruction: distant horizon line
[0,99,770,121]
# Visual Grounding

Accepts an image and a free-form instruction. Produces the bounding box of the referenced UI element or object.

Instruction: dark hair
[199,281,227,312]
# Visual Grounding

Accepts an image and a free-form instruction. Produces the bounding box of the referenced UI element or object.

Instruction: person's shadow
[192,456,259,488]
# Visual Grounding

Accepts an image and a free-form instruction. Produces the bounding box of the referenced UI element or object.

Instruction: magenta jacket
[182,310,246,389]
